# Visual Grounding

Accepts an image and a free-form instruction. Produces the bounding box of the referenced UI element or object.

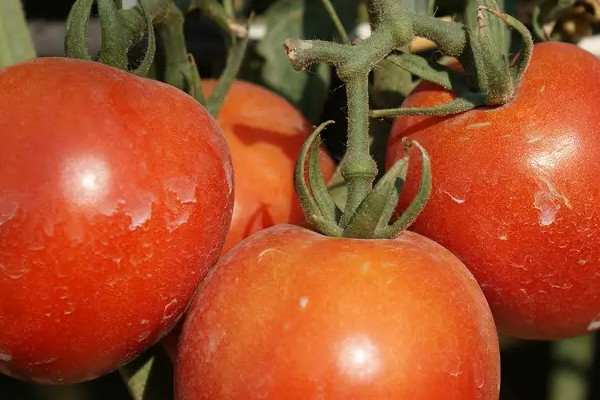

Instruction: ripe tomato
[202,80,335,253]
[175,225,500,400]
[387,42,600,339]
[162,80,336,362]
[0,58,233,383]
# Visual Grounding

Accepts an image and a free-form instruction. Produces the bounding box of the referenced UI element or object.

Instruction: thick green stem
[340,75,377,227]
[0,0,36,68]
[410,13,467,57]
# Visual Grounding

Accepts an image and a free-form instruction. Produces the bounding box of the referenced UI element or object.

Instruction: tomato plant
[0,57,234,383]
[175,225,500,400]
[387,42,600,339]
[202,79,336,253]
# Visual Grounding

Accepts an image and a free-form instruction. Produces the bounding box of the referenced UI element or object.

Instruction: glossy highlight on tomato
[387,42,600,339]
[203,80,335,253]
[0,58,234,383]
[176,225,500,400]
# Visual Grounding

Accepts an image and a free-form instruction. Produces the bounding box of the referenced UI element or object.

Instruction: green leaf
[119,346,174,400]
[256,0,358,122]
[0,0,36,68]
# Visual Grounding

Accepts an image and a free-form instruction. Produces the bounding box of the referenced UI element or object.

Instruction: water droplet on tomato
[0,349,12,362]
[162,299,178,321]
[0,262,30,279]
[164,177,197,203]
[0,197,18,226]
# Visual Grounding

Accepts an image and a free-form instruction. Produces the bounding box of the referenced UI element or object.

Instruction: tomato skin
[175,225,500,400]
[387,42,600,339]
[202,80,335,253]
[0,58,233,383]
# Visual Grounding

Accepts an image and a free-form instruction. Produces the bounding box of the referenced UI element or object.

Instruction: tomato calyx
[285,0,531,240]
[295,125,431,239]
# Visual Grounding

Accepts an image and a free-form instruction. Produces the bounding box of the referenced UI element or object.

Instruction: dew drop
[0,262,30,279]
[162,299,178,321]
[0,350,12,362]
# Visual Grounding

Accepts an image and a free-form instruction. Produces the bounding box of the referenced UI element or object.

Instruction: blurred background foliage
[3,0,600,399]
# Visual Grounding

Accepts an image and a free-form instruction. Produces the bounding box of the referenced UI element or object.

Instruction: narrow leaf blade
[381,140,432,238]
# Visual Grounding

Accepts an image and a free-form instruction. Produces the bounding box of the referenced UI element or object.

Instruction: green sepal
[307,128,342,224]
[370,53,487,119]
[370,95,484,119]
[65,0,95,61]
[465,0,509,55]
[295,122,343,237]
[480,7,533,86]
[465,0,515,105]
[130,0,157,76]
[97,0,129,69]
[379,139,432,238]
[65,0,157,76]
[342,146,409,238]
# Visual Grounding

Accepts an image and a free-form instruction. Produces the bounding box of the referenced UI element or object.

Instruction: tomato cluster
[1,39,598,400]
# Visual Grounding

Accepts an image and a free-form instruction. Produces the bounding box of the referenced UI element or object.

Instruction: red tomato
[0,58,233,383]
[202,80,336,254]
[387,42,600,339]
[175,225,500,400]
[162,81,336,362]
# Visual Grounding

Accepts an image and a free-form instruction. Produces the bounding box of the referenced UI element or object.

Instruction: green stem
[340,75,377,227]
[206,22,250,117]
[222,0,234,17]
[320,0,350,44]
[0,0,36,68]
[187,0,246,37]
